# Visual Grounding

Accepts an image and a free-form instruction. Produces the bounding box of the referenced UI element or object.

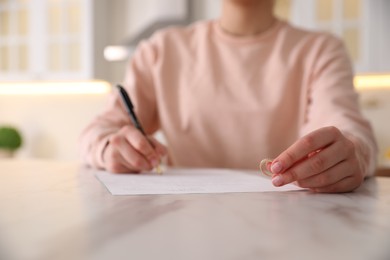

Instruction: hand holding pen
[101,84,167,174]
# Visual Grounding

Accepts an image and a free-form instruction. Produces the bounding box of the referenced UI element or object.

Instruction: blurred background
[0,0,389,168]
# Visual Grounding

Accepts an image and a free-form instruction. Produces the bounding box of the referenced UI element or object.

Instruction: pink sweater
[80,19,377,175]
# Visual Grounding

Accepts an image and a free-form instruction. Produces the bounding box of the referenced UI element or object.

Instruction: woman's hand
[270,126,364,193]
[103,125,167,173]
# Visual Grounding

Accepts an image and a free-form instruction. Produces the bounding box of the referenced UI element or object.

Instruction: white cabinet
[280,0,390,73]
[0,0,107,81]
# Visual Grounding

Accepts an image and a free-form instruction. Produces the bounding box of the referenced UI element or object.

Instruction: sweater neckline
[212,18,284,45]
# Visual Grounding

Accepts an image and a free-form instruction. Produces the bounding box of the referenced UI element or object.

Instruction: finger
[110,133,152,171]
[122,126,159,163]
[295,160,355,188]
[104,142,142,173]
[310,175,363,193]
[270,126,342,175]
[273,138,352,185]
[148,136,168,157]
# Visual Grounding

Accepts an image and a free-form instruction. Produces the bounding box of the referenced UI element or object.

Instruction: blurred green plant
[0,126,23,151]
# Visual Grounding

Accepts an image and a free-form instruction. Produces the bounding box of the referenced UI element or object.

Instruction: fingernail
[272,175,284,187]
[271,161,283,174]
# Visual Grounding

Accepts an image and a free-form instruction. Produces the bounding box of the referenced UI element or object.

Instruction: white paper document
[95,168,304,195]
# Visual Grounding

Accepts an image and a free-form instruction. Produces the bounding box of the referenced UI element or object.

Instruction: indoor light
[354,74,390,90]
[104,46,133,62]
[0,80,111,95]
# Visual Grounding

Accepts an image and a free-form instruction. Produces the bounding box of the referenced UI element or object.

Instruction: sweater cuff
[343,131,377,178]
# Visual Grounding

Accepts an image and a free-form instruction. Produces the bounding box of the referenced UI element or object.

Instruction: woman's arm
[269,34,378,192]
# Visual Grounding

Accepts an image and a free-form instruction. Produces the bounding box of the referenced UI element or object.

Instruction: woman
[80,0,377,193]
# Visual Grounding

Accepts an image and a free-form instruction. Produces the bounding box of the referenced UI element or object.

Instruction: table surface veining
[0,160,390,260]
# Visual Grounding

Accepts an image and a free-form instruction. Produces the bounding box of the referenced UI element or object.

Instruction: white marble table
[0,160,390,260]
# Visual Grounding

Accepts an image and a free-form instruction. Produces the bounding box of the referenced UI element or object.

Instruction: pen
[116,84,163,174]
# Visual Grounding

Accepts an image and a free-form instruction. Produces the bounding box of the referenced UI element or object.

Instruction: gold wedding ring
[259,159,274,177]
